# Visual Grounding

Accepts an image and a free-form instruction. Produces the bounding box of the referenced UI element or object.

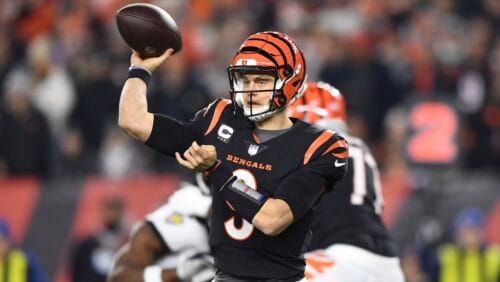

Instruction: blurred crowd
[0,0,499,281]
[0,0,499,179]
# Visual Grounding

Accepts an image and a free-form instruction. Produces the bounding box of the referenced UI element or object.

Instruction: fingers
[190,141,214,160]
[129,48,175,73]
[183,146,205,165]
[187,141,205,160]
[130,50,142,64]
[161,48,175,58]
[194,142,217,159]
[191,141,202,157]
[175,142,217,172]
[175,152,194,169]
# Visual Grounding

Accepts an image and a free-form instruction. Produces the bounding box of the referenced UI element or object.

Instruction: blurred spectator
[1,0,498,175]
[27,34,76,143]
[0,67,51,178]
[69,52,121,162]
[70,197,128,282]
[99,124,144,178]
[149,52,211,122]
[55,127,94,177]
[0,29,15,90]
[11,0,57,45]
[317,31,401,144]
[427,207,500,282]
[0,217,47,282]
[482,0,500,37]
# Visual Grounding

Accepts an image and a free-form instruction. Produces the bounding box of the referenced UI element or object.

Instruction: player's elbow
[118,112,152,142]
[253,213,293,236]
[257,220,286,236]
[118,114,138,137]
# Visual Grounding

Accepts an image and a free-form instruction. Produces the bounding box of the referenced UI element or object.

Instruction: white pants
[305,244,405,282]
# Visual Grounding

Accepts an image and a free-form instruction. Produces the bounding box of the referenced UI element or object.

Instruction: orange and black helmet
[289,81,347,128]
[227,31,307,121]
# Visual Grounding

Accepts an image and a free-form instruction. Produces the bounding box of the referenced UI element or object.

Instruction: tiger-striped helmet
[289,81,347,131]
[227,31,307,122]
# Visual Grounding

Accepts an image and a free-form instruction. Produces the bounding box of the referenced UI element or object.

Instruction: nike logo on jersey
[334,159,347,167]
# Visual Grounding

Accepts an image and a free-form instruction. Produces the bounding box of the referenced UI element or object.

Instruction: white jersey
[305,244,404,282]
[145,186,211,268]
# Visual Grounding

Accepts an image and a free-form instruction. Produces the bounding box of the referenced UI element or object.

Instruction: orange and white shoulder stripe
[303,130,348,165]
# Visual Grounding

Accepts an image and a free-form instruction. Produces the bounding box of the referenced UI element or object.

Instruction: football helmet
[227,31,307,122]
[289,81,347,132]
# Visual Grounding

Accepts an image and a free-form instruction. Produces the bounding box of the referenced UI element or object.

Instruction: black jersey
[307,135,396,257]
[146,99,348,280]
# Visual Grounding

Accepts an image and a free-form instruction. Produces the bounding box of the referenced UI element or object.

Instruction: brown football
[116,3,182,58]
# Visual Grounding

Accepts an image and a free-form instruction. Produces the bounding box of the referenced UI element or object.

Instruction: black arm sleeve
[273,170,325,221]
[206,162,265,222]
[274,152,347,221]
[205,162,234,191]
[219,177,266,223]
[145,114,203,156]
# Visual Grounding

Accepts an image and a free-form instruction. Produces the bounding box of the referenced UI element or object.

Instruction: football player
[108,177,215,282]
[118,31,348,281]
[289,81,405,282]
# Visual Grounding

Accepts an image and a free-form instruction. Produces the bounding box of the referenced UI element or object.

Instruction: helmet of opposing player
[227,31,307,122]
[289,81,347,132]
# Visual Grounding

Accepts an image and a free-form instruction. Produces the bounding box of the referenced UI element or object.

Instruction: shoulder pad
[202,99,232,136]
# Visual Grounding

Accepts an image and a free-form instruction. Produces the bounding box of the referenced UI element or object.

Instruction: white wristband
[143,265,162,282]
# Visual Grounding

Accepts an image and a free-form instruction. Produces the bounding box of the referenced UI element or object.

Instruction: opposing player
[118,31,348,280]
[108,178,215,282]
[289,81,405,282]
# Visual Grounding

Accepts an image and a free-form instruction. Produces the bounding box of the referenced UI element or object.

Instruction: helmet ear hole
[273,95,287,108]
[283,65,294,78]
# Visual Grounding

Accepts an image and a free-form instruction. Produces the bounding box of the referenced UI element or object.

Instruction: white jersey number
[224,169,256,240]
[349,146,384,214]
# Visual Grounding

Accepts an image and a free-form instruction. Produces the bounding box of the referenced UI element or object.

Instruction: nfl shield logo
[248,144,259,156]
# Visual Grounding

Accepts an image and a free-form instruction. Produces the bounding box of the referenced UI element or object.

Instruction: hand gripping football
[116,3,182,58]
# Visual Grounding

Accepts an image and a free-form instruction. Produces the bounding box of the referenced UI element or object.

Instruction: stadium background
[0,0,498,281]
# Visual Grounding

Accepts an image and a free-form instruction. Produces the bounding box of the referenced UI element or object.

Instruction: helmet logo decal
[236,59,257,66]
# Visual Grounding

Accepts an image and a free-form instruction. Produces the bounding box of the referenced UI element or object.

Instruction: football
[115,3,182,58]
